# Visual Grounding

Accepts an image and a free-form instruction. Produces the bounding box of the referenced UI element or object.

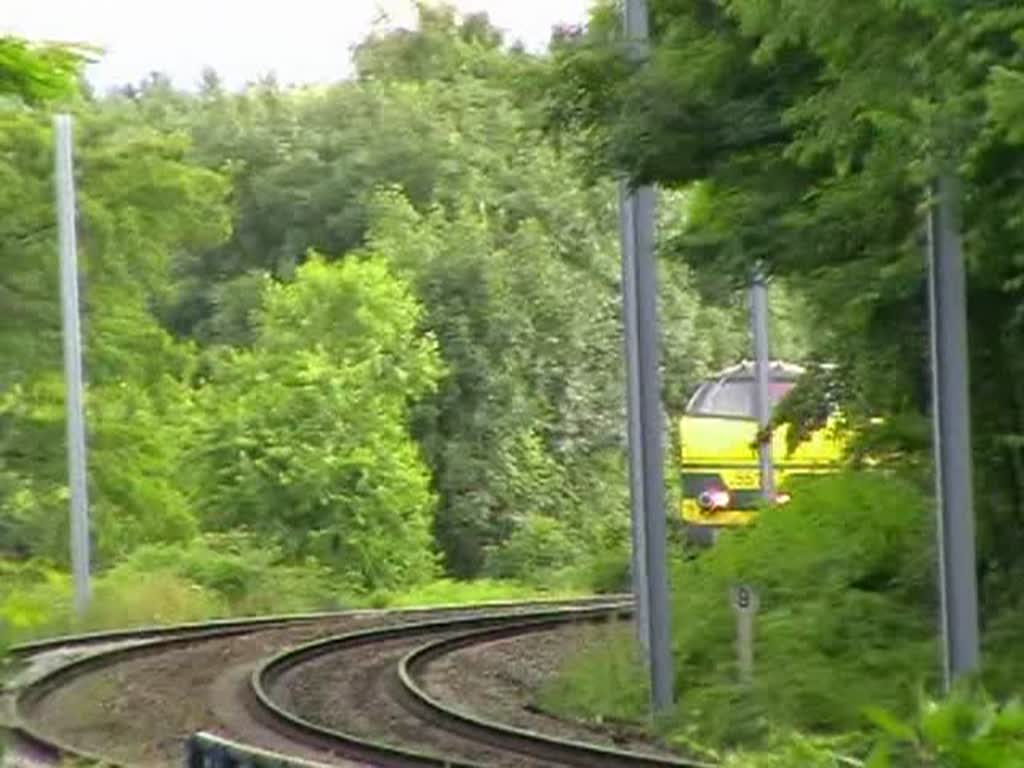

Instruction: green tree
[542,0,1024,605]
[190,256,442,591]
[0,107,230,564]
[136,5,760,578]
[0,36,86,103]
[353,3,511,83]
[1,6,766,595]
[361,189,623,576]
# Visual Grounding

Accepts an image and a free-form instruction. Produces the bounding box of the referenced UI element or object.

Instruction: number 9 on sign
[732,584,759,614]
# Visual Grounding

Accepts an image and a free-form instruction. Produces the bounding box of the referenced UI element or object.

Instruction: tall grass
[0,543,584,643]
[365,577,579,609]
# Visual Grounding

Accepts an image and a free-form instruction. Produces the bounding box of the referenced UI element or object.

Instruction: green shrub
[669,472,937,745]
[87,571,227,627]
[718,687,1024,766]
[0,542,583,641]
[538,619,651,721]
[484,514,583,586]
[544,472,939,749]
[981,598,1024,700]
[0,534,345,639]
[0,560,72,636]
[864,685,1024,767]
[105,533,341,614]
[0,563,221,637]
[721,732,855,767]
[584,544,632,594]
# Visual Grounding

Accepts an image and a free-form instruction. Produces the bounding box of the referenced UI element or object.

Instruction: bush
[721,732,855,767]
[725,687,1024,767]
[0,544,585,642]
[102,533,342,614]
[190,256,442,593]
[538,619,651,722]
[584,544,632,594]
[484,514,583,586]
[87,571,227,627]
[0,563,222,637]
[669,472,937,745]
[863,685,1024,766]
[0,560,72,636]
[543,472,939,749]
[537,688,1024,767]
[981,597,1024,700]
[0,534,345,639]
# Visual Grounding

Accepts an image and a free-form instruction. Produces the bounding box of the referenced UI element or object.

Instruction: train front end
[679,362,843,544]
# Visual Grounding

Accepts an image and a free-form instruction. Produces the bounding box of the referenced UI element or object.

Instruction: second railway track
[6,596,710,768]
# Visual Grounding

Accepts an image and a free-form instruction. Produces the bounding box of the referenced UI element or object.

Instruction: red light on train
[698,488,732,511]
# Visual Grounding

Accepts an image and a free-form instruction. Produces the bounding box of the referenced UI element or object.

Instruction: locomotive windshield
[686,376,796,419]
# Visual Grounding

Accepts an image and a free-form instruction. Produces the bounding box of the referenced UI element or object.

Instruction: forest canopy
[0,7,783,609]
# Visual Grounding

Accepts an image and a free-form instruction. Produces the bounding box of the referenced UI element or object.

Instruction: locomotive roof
[706,361,837,382]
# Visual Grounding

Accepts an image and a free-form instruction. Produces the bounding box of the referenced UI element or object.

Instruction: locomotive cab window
[686,376,796,419]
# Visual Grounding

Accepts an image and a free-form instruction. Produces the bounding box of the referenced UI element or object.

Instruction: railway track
[4,597,711,768]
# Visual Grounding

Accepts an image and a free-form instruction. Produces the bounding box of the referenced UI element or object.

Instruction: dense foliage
[0,107,230,565]
[1,6,779,637]
[542,0,1024,608]
[0,36,87,105]
[542,473,1024,764]
[542,474,938,744]
[5,2,1024,765]
[191,255,442,590]
[722,687,1024,766]
[536,0,1024,760]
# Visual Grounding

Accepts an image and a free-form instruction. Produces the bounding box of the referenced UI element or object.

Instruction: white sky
[2,0,592,92]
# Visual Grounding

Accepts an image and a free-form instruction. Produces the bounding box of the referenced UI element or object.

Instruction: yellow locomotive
[680,361,845,545]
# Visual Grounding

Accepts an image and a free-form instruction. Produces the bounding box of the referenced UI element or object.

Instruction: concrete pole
[926,173,980,687]
[619,185,651,655]
[751,270,775,500]
[619,0,674,713]
[55,114,91,616]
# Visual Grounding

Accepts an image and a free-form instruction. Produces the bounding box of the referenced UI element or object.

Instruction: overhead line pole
[619,0,674,713]
[926,172,980,688]
[620,190,651,655]
[55,114,91,616]
[750,268,775,501]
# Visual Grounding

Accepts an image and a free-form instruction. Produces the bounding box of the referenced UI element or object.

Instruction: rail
[8,597,635,766]
[250,601,710,768]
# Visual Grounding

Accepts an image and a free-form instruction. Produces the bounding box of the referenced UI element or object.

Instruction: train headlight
[697,488,731,511]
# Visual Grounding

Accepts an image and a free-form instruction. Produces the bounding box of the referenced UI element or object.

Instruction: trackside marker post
[732,584,759,685]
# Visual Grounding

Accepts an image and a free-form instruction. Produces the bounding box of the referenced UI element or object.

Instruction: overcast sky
[2,0,593,92]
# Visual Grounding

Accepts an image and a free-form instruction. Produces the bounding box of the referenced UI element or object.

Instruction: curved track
[7,610,367,766]
[6,597,710,768]
[398,619,704,767]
